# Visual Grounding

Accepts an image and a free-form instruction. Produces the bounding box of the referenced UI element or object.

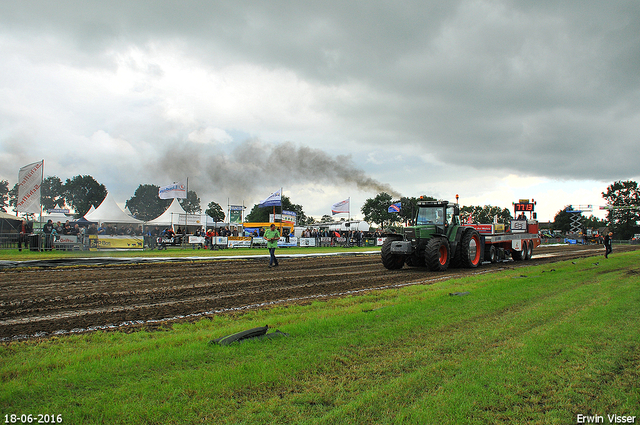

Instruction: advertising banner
[177,213,205,226]
[56,235,78,244]
[88,235,143,250]
[277,236,297,248]
[252,237,267,246]
[214,236,228,247]
[229,205,243,224]
[188,236,206,245]
[159,182,187,199]
[17,160,44,214]
[299,238,316,247]
[228,236,252,248]
[282,210,296,223]
[269,211,296,223]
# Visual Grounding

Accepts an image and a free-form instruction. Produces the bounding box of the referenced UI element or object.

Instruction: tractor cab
[413,200,460,232]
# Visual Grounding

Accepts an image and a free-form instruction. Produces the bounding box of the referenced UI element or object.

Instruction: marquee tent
[0,211,22,233]
[147,198,187,227]
[84,192,144,225]
[42,212,73,224]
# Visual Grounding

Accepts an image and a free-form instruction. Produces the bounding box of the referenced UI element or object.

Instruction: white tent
[42,212,73,224]
[147,198,187,227]
[84,192,144,225]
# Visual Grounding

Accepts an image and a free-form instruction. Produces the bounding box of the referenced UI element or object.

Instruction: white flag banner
[159,182,187,199]
[17,160,44,214]
[258,189,282,207]
[331,198,350,215]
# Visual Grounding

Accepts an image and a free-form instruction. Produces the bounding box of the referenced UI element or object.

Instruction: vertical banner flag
[388,202,401,213]
[229,205,244,224]
[258,189,282,207]
[159,182,187,199]
[17,160,44,214]
[331,198,350,215]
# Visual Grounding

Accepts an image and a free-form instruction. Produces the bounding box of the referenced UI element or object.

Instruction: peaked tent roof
[0,211,22,220]
[42,212,73,223]
[147,198,187,226]
[84,192,144,224]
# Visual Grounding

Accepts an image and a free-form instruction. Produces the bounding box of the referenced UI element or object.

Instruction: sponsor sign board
[300,238,316,247]
[88,235,143,250]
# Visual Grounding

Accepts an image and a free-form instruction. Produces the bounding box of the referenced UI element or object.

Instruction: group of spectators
[29,220,384,251]
[94,223,144,236]
[299,228,380,247]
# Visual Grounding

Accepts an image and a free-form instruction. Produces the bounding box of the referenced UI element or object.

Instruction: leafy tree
[460,205,513,226]
[361,192,396,229]
[205,201,225,223]
[179,190,202,214]
[552,207,574,233]
[320,215,333,223]
[286,199,308,225]
[63,175,107,217]
[41,176,66,211]
[395,196,436,225]
[602,180,640,239]
[126,184,171,221]
[8,183,19,210]
[583,215,606,230]
[0,180,9,212]
[245,196,306,225]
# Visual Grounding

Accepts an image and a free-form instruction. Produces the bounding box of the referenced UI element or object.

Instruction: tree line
[1,176,638,238]
[361,181,639,240]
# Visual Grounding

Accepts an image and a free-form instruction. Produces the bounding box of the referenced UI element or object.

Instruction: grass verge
[1,252,639,424]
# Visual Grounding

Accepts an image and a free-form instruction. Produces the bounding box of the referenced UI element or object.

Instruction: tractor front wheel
[381,236,406,270]
[425,237,450,271]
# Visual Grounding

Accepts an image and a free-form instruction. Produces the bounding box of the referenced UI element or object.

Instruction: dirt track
[1,244,635,341]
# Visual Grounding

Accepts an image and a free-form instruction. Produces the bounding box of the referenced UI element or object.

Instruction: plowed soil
[1,244,635,341]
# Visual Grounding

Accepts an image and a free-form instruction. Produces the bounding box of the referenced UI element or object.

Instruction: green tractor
[381,200,482,271]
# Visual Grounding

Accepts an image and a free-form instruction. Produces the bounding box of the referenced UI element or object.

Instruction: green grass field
[1,252,639,424]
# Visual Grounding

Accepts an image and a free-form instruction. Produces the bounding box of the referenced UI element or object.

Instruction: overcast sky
[1,1,639,222]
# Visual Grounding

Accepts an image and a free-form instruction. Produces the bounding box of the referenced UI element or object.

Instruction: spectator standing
[18,219,30,251]
[264,224,280,268]
[604,232,613,258]
[43,219,54,251]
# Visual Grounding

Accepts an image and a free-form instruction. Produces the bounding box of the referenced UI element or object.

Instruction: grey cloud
[1,0,639,207]
[151,140,400,201]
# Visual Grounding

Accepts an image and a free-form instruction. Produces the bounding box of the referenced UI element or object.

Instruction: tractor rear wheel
[425,237,450,271]
[460,229,482,268]
[381,236,406,270]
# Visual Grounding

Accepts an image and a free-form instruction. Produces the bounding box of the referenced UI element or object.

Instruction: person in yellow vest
[264,223,280,268]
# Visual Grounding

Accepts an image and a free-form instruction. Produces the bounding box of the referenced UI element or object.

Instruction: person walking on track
[604,231,613,258]
[264,223,280,268]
